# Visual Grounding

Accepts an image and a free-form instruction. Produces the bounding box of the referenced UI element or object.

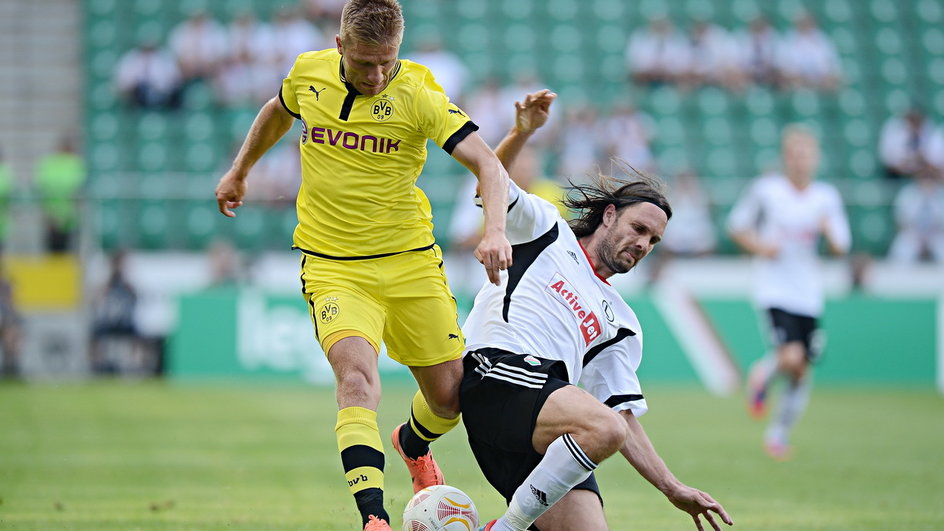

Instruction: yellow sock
[336,406,387,524]
[398,391,461,458]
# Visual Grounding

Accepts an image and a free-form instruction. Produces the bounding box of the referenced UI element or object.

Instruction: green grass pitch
[1,381,942,530]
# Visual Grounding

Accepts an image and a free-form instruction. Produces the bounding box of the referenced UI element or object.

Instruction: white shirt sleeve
[580,348,648,417]
[823,186,852,254]
[727,179,763,234]
[477,180,562,244]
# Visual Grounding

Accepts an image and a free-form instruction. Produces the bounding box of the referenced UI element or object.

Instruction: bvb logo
[320,302,340,323]
[371,98,394,122]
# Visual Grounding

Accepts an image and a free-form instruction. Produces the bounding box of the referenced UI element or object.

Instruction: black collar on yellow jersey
[337,59,403,121]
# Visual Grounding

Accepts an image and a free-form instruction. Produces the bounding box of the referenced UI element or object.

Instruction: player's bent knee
[592,408,629,455]
[575,407,626,461]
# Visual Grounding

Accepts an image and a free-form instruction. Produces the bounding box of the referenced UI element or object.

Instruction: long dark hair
[563,163,672,238]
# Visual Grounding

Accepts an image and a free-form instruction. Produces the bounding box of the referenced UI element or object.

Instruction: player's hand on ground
[215,170,248,217]
[474,231,513,286]
[666,485,733,531]
[514,89,557,134]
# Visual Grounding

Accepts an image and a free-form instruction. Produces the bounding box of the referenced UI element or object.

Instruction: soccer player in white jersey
[459,102,733,530]
[727,124,851,459]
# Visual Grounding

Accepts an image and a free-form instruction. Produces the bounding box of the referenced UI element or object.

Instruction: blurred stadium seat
[82,0,941,255]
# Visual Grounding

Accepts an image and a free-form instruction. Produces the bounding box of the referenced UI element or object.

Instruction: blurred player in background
[459,97,732,531]
[727,124,851,459]
[213,1,514,529]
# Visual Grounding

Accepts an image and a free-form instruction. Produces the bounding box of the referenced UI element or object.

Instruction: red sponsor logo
[546,273,601,345]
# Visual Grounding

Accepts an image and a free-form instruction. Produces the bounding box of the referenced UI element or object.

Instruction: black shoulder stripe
[583,327,636,367]
[443,121,479,154]
[502,223,559,322]
[507,195,519,212]
[279,87,301,119]
[604,394,644,408]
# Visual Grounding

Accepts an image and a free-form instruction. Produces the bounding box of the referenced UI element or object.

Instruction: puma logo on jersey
[546,273,601,345]
[308,85,326,100]
[448,333,460,340]
[448,109,465,116]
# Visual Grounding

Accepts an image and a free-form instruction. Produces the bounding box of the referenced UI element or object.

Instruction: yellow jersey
[279,49,477,258]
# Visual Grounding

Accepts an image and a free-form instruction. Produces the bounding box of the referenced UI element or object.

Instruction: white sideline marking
[652,283,740,396]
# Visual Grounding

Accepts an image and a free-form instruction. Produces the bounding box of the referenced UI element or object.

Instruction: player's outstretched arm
[493,89,557,169]
[451,133,512,285]
[618,410,734,531]
[728,229,779,259]
[215,96,294,217]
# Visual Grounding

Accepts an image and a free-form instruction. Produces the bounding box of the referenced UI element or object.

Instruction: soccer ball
[401,484,479,531]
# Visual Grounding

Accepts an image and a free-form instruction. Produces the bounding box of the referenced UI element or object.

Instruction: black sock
[399,421,431,459]
[354,488,388,526]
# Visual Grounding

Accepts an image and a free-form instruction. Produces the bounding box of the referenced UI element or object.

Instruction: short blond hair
[339,0,404,47]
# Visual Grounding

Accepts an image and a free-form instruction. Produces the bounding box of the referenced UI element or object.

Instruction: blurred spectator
[625,17,690,86]
[879,107,938,180]
[0,147,13,251]
[303,0,346,23]
[247,141,301,206]
[464,77,512,147]
[660,169,717,257]
[500,70,558,146]
[505,146,565,217]
[734,15,781,88]
[777,12,841,91]
[271,7,327,75]
[929,126,944,173]
[216,10,278,106]
[406,34,470,105]
[114,38,182,110]
[168,10,228,86]
[0,255,23,379]
[89,250,144,375]
[848,252,873,292]
[207,239,245,287]
[35,137,85,253]
[686,19,743,90]
[553,104,602,183]
[888,171,944,263]
[599,101,656,174]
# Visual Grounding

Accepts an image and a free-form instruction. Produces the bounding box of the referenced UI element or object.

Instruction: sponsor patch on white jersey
[546,272,602,345]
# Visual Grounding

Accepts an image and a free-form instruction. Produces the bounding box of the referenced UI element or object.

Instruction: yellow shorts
[299,245,464,367]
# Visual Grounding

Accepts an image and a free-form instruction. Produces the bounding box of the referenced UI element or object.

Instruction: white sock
[766,378,811,444]
[493,434,597,530]
[751,353,779,391]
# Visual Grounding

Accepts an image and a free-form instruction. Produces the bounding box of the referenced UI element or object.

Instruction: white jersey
[462,182,648,417]
[727,173,851,317]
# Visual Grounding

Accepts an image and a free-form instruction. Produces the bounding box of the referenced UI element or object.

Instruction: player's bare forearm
[451,134,512,284]
[216,97,294,217]
[618,410,681,494]
[729,229,777,259]
[494,127,534,171]
[476,157,512,284]
[230,97,295,175]
[619,411,733,530]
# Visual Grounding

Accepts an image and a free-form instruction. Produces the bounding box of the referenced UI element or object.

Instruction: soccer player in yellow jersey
[214,1,515,529]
